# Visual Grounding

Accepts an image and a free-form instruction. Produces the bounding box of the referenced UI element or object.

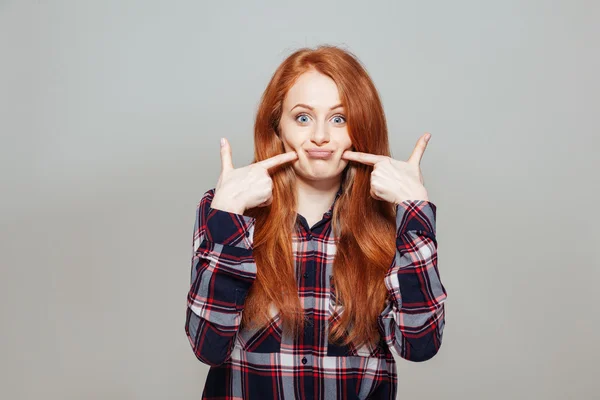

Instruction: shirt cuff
[205,207,256,250]
[396,200,437,237]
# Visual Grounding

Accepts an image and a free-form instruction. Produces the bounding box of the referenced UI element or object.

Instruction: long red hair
[242,45,396,349]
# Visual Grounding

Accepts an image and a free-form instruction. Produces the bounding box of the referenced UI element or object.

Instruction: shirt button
[301,357,307,364]
[303,272,309,278]
[245,231,250,237]
[306,234,313,240]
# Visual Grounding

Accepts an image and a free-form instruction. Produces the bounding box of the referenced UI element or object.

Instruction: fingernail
[220,138,225,147]
[425,133,431,142]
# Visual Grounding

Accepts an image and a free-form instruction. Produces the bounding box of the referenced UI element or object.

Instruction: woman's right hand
[210,137,299,214]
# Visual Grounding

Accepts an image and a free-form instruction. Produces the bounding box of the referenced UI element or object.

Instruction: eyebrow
[290,103,344,112]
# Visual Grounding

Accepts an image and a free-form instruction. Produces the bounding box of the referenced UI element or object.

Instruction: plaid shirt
[185,186,447,399]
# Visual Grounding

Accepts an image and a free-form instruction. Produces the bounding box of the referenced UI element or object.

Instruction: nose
[310,121,330,145]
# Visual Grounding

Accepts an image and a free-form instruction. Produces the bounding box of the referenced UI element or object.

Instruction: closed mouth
[306,150,333,158]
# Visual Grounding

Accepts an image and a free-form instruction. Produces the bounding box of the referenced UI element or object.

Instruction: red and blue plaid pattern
[185,186,447,399]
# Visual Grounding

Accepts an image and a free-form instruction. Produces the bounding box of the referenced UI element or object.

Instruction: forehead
[283,69,342,109]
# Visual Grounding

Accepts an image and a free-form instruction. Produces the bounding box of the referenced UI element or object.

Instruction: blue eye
[332,115,346,124]
[296,114,310,124]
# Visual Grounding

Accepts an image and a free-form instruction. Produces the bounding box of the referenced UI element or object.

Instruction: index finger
[256,151,299,170]
[341,150,388,166]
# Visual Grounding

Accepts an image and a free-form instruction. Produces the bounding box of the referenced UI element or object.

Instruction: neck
[294,175,341,222]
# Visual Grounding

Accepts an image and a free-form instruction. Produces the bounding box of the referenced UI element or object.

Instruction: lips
[306,150,333,159]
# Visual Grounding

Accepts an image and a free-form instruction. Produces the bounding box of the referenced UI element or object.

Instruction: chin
[295,167,343,180]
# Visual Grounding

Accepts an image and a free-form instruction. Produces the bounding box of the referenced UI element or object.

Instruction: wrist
[211,195,246,215]
[394,191,429,204]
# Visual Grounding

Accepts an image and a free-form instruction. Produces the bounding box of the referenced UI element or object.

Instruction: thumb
[220,137,234,172]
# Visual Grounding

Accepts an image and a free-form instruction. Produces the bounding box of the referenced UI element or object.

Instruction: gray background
[1,0,598,399]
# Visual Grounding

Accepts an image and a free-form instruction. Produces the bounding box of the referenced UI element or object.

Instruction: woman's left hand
[341,133,431,204]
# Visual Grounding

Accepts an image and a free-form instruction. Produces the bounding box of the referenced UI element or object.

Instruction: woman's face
[278,69,354,183]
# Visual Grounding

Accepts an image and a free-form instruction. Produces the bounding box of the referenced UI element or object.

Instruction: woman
[185,45,448,400]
